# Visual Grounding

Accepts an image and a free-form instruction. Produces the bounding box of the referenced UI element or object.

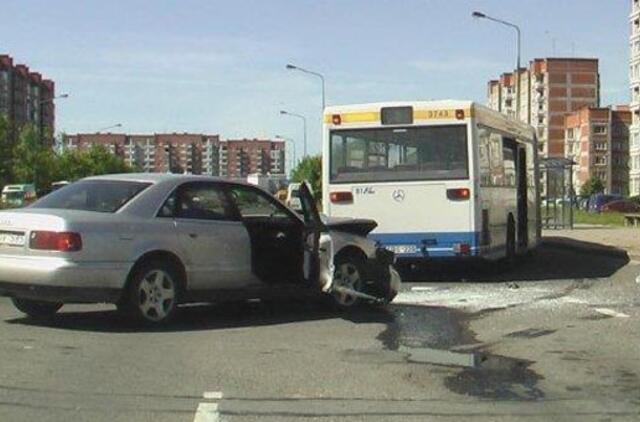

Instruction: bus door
[504,139,528,250]
[516,144,528,248]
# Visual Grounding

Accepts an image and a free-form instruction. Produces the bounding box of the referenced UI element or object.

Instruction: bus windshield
[330,125,468,183]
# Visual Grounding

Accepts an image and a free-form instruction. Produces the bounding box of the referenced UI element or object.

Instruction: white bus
[322,100,540,261]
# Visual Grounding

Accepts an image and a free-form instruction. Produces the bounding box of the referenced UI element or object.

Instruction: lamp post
[275,135,297,174]
[286,63,326,110]
[97,123,123,133]
[34,94,69,191]
[472,11,522,120]
[280,110,307,157]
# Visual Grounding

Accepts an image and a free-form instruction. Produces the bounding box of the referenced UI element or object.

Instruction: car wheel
[332,255,365,309]
[11,298,62,319]
[124,260,179,325]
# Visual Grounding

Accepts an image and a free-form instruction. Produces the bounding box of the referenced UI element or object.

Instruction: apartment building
[487,58,600,158]
[62,133,285,177]
[223,139,285,178]
[630,0,640,196]
[564,106,631,196]
[0,54,56,140]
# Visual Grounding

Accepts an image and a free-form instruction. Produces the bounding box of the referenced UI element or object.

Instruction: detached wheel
[11,298,62,319]
[332,255,365,309]
[122,260,179,325]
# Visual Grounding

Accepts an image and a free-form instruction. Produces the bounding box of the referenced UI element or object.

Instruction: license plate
[386,244,419,254]
[0,231,25,247]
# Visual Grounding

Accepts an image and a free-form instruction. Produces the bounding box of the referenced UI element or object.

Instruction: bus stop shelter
[540,157,576,230]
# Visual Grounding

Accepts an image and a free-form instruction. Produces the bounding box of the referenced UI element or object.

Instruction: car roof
[83,173,230,184]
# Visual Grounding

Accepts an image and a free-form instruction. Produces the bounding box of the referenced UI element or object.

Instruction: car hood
[322,215,378,236]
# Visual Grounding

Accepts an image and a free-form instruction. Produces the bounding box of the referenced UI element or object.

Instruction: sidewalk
[544,226,640,260]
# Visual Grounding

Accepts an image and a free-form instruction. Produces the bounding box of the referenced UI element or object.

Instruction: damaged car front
[324,216,401,308]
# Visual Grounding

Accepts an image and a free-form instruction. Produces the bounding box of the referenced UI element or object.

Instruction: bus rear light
[330,191,353,203]
[455,109,465,120]
[453,243,471,255]
[29,231,83,252]
[332,114,342,125]
[446,188,470,201]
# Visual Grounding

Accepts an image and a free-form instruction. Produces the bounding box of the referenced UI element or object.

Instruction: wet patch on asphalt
[377,304,545,401]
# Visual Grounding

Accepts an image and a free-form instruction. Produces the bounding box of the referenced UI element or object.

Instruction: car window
[163,183,235,221]
[31,180,151,213]
[229,185,290,220]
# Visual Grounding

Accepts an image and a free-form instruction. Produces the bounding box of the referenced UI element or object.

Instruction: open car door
[298,181,333,292]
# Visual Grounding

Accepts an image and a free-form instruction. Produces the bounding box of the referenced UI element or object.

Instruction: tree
[291,155,322,200]
[54,145,133,182]
[12,124,57,191]
[580,176,605,197]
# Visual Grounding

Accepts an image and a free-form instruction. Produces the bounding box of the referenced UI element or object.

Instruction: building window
[567,128,574,139]
[593,125,607,135]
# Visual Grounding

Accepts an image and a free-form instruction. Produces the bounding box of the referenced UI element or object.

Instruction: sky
[0,0,632,156]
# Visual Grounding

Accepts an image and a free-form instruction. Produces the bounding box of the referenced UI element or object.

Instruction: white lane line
[193,402,219,422]
[410,286,436,292]
[203,391,223,400]
[594,308,630,318]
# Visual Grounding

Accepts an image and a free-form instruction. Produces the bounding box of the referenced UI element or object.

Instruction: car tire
[331,254,365,309]
[122,260,180,325]
[11,298,62,319]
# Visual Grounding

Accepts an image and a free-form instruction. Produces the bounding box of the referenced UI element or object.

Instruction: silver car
[0,174,399,324]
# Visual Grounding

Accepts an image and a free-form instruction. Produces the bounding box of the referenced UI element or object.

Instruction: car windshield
[31,180,150,213]
[5,192,23,200]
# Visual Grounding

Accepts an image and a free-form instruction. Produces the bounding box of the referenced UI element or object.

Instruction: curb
[541,237,629,260]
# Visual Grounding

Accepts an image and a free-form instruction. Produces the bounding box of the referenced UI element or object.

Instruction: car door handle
[275,232,286,239]
[188,233,198,239]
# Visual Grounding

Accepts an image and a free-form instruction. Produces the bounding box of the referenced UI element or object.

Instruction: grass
[573,209,627,226]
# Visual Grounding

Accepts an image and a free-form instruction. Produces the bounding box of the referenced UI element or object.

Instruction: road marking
[594,308,630,318]
[193,402,219,422]
[203,391,223,400]
[410,286,436,292]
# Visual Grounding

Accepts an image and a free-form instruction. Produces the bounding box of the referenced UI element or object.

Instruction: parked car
[587,193,623,213]
[0,174,400,324]
[1,184,37,208]
[286,182,303,212]
[601,200,640,213]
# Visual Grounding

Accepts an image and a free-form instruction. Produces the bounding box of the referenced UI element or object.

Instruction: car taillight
[29,231,82,252]
[330,191,353,203]
[447,188,470,201]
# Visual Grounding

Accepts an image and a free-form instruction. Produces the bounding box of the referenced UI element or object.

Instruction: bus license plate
[0,232,25,247]
[386,245,419,254]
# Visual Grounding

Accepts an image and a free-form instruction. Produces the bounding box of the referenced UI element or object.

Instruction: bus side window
[489,132,505,186]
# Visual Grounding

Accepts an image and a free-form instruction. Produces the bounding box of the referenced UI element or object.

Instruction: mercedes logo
[392,189,405,202]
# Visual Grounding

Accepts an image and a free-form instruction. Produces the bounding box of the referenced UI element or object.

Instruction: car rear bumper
[0,282,121,303]
[0,254,130,303]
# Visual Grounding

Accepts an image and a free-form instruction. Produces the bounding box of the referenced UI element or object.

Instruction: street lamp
[472,11,522,120]
[280,110,307,158]
[275,135,297,174]
[39,93,69,105]
[286,63,326,110]
[97,123,123,133]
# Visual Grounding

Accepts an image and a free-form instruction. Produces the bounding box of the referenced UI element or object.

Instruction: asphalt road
[1,238,639,421]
